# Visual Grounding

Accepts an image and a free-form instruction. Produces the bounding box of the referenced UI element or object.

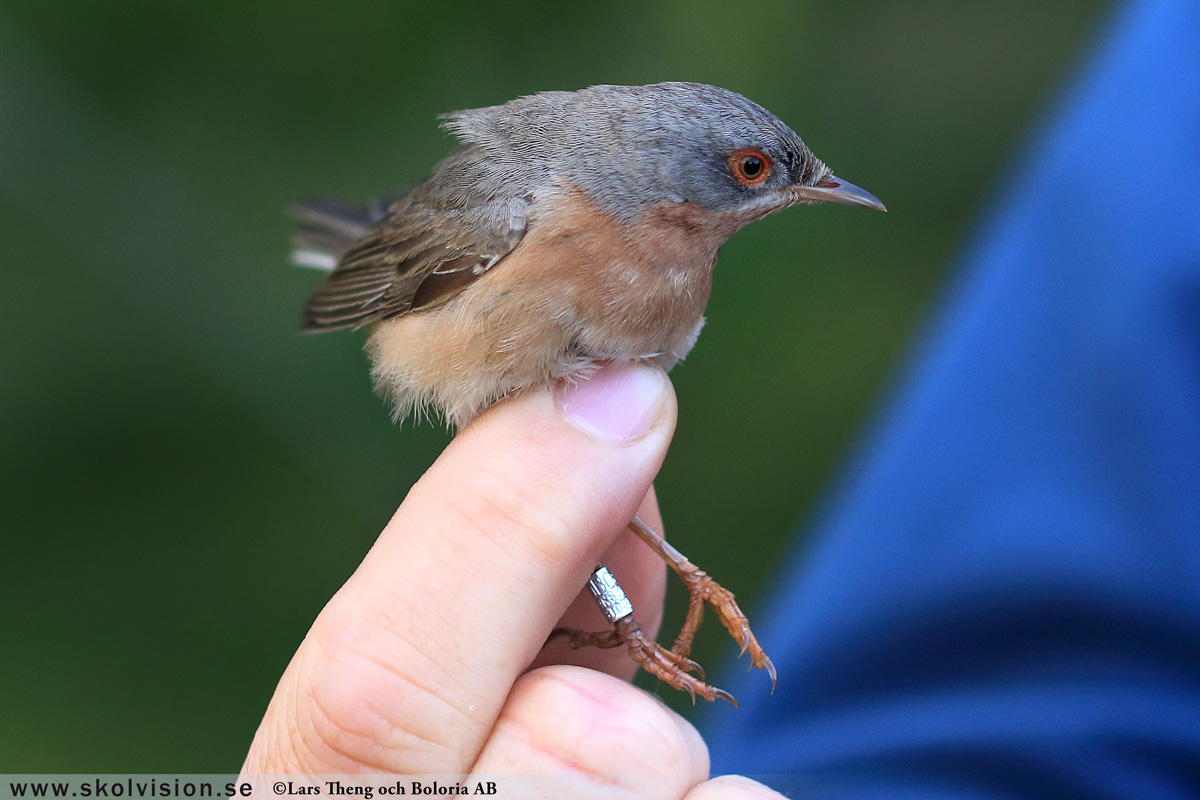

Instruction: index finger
[242,362,677,775]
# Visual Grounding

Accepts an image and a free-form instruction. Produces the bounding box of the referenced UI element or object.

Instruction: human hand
[241,361,785,799]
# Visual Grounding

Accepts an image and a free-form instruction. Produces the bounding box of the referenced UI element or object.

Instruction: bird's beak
[792,174,887,212]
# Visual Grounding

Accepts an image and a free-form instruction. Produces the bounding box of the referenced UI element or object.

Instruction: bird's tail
[289,196,397,271]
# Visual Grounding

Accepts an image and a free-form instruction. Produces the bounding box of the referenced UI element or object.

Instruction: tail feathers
[289,195,399,271]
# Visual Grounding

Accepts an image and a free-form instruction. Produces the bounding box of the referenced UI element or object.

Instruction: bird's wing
[300,192,529,332]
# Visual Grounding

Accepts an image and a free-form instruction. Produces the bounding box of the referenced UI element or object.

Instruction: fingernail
[556,362,668,443]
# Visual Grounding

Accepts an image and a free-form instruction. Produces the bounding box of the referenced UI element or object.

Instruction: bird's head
[442,82,884,229]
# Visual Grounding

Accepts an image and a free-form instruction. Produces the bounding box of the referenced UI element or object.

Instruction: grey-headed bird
[293,82,885,703]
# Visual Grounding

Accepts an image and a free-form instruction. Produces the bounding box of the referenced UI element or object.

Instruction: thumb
[243,361,677,775]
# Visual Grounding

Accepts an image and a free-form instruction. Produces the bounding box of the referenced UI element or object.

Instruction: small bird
[293,82,884,703]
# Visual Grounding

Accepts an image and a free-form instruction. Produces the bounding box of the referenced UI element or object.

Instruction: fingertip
[473,665,709,783]
[556,361,675,444]
[684,775,790,799]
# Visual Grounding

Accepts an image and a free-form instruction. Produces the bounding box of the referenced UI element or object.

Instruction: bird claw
[604,616,733,705]
[683,570,775,692]
[714,687,739,708]
[618,516,778,700]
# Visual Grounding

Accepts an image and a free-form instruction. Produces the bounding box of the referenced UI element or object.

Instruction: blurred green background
[0,0,1107,771]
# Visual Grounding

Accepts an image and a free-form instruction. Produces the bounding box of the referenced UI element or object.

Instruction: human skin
[240,361,784,799]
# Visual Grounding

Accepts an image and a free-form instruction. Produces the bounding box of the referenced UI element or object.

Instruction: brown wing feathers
[297,195,527,333]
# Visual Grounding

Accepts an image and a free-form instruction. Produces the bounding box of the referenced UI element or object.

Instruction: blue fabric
[703,0,1200,796]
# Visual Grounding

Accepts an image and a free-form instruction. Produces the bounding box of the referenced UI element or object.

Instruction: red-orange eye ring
[727,147,772,186]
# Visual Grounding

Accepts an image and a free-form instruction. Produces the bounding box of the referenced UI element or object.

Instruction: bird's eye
[728,148,772,187]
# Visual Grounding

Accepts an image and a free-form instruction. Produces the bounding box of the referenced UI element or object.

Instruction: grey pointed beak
[792,174,887,211]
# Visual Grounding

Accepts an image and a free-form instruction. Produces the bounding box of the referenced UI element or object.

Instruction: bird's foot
[624,515,776,693]
[677,568,776,692]
[548,616,736,705]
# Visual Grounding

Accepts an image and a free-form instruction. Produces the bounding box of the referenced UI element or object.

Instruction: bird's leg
[627,515,776,691]
[547,566,735,705]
